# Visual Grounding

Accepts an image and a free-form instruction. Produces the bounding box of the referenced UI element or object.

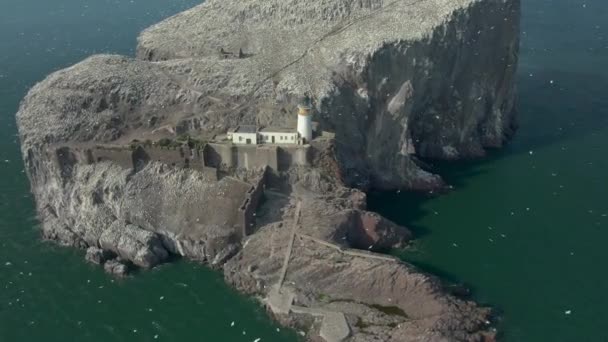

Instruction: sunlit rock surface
[16,0,519,340]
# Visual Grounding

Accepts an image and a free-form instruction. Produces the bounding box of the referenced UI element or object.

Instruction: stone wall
[237,167,268,237]
[62,142,309,177]
[88,145,133,169]
[255,145,279,170]
[62,144,217,181]
[277,145,310,171]
[204,143,308,171]
[134,145,207,170]
[205,143,234,168]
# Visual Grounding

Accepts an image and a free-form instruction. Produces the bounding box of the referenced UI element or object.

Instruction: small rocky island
[16,0,520,340]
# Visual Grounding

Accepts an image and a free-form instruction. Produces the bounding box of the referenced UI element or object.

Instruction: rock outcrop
[84,246,114,265]
[103,258,130,277]
[135,0,520,189]
[15,0,519,340]
[98,221,169,268]
[226,215,493,342]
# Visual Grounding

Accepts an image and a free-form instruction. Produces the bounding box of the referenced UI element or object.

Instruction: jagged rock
[15,0,520,340]
[85,247,114,265]
[99,221,169,268]
[225,216,492,342]
[345,211,412,251]
[135,0,520,189]
[103,258,129,277]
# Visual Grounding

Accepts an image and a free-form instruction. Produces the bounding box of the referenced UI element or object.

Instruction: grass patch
[369,304,408,318]
[328,298,408,318]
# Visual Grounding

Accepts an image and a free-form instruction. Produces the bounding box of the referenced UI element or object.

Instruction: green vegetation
[328,298,408,318]
[355,318,371,329]
[176,133,190,142]
[316,293,330,302]
[129,139,141,150]
[189,138,206,150]
[126,136,207,150]
[155,138,181,148]
[176,133,206,150]
[157,138,172,147]
[369,304,408,318]
[168,140,182,148]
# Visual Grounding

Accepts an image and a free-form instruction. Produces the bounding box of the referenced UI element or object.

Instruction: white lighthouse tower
[297,96,313,144]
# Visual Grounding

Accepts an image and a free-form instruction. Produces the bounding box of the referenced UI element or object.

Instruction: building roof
[234,125,257,133]
[259,127,296,133]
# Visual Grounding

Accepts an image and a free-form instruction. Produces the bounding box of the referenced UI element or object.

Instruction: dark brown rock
[346,211,412,251]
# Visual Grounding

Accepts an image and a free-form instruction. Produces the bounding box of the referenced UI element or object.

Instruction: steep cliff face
[323,0,520,189]
[16,0,519,340]
[23,149,246,266]
[136,0,520,189]
[19,0,520,192]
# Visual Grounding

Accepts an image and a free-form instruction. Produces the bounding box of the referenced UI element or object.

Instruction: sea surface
[0,1,297,341]
[0,0,606,341]
[370,1,608,341]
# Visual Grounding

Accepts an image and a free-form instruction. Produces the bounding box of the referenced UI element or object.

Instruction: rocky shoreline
[16,0,519,340]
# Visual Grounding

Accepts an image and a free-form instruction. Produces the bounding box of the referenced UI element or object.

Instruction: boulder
[346,211,413,251]
[84,247,114,265]
[103,259,129,277]
[99,221,169,268]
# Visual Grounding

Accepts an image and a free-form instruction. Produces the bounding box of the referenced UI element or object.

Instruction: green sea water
[0,0,606,341]
[0,1,297,341]
[369,1,608,341]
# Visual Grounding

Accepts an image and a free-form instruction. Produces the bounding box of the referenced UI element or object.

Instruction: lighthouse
[297,96,313,144]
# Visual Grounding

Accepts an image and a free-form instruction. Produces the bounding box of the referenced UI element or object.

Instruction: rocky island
[16,0,519,341]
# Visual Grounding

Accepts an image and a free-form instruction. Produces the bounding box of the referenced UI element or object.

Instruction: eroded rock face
[99,221,169,268]
[103,259,130,277]
[15,0,519,340]
[85,247,114,265]
[345,211,412,251]
[225,210,492,342]
[135,0,520,189]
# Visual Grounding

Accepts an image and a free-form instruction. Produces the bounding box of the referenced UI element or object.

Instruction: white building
[228,98,314,145]
[229,125,301,145]
[259,127,299,144]
[228,125,258,145]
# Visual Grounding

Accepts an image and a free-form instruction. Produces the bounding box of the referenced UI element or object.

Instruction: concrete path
[297,233,399,262]
[267,285,295,315]
[320,312,351,342]
[277,201,301,287]
[266,201,351,342]
[291,306,350,342]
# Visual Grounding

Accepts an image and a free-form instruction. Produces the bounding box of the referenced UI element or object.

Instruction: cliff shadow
[132,146,150,171]
[367,166,492,299]
[402,259,482,300]
[399,68,608,184]
[367,190,433,239]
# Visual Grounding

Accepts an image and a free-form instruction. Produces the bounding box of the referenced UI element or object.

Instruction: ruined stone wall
[143,146,205,170]
[88,145,211,170]
[88,146,133,169]
[83,142,309,174]
[237,168,267,237]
